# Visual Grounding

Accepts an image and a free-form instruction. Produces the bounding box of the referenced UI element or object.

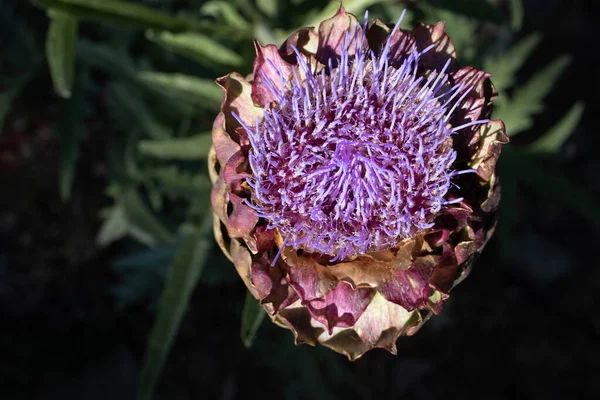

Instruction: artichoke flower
[209,4,508,360]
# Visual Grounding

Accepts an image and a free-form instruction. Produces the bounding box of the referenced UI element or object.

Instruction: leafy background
[0,0,598,399]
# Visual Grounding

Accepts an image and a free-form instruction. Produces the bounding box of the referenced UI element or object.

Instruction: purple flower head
[211,4,507,359]
[236,12,488,261]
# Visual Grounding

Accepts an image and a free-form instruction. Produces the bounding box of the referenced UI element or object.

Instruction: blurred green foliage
[1,0,594,398]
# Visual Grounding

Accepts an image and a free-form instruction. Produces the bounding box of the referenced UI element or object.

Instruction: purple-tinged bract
[210,4,508,360]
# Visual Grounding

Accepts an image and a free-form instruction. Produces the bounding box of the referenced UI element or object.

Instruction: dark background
[1,0,599,399]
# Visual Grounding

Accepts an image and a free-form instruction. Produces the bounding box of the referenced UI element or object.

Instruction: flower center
[242,28,474,260]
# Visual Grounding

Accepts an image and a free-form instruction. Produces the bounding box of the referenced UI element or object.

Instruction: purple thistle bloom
[210,4,508,359]
[236,12,488,261]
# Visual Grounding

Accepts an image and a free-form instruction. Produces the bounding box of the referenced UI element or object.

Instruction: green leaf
[240,290,266,348]
[45,9,79,98]
[107,82,171,139]
[122,188,174,245]
[96,205,129,246]
[138,216,213,400]
[77,40,139,81]
[77,42,199,117]
[527,102,585,155]
[34,0,201,32]
[145,30,244,68]
[257,0,278,18]
[422,0,502,23]
[141,166,211,200]
[199,1,250,30]
[422,9,477,61]
[509,0,524,31]
[56,85,86,201]
[483,33,541,94]
[138,133,212,160]
[98,184,175,247]
[139,72,222,113]
[381,3,416,28]
[495,55,571,136]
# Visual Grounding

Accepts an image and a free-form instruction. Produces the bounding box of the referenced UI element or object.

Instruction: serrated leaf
[138,216,213,400]
[139,72,222,113]
[527,102,585,155]
[495,55,571,136]
[107,82,171,139]
[146,30,244,68]
[422,0,502,23]
[46,9,78,98]
[138,133,212,160]
[34,0,202,32]
[240,290,266,348]
[122,188,174,245]
[483,33,541,93]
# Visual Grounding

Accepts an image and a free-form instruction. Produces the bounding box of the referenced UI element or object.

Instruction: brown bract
[209,4,508,360]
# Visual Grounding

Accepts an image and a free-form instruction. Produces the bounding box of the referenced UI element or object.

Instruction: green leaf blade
[241,290,266,348]
[146,30,244,68]
[35,0,199,32]
[509,0,524,31]
[200,1,250,29]
[139,72,222,113]
[57,88,86,201]
[96,205,129,247]
[484,33,542,94]
[122,188,174,245]
[107,82,171,140]
[527,102,585,154]
[257,0,279,18]
[138,215,213,400]
[46,9,79,98]
[496,55,571,136]
[76,40,138,81]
